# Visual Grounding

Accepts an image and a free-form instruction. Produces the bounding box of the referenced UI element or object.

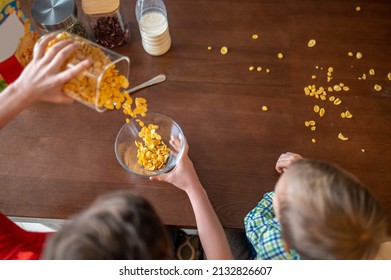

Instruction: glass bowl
[114,113,185,176]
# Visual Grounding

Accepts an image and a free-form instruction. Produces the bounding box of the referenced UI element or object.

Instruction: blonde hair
[42,191,173,260]
[279,159,387,259]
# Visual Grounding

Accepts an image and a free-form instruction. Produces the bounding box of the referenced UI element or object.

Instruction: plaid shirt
[244,192,300,260]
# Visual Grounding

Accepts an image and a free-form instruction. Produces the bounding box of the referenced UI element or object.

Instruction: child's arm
[150,136,234,260]
[0,33,90,129]
[275,152,303,173]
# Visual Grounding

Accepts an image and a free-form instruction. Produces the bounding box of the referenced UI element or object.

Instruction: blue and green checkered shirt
[244,192,300,260]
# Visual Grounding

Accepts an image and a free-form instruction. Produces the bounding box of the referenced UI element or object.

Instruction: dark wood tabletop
[1,0,390,230]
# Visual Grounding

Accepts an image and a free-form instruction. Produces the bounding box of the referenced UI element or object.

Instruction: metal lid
[31,0,78,31]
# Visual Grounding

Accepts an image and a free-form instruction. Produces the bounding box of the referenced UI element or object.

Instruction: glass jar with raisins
[81,0,130,49]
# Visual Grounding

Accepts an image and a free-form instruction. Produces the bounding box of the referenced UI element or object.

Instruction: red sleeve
[0,212,52,260]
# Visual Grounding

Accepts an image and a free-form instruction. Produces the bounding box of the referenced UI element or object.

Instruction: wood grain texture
[2,0,390,230]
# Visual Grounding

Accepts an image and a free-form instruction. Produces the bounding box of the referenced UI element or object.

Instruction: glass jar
[41,31,130,112]
[135,0,171,56]
[81,0,130,48]
[31,0,88,38]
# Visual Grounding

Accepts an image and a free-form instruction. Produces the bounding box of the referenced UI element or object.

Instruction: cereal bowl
[114,113,185,176]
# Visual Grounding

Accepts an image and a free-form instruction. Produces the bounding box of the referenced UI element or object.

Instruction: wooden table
[1,0,390,230]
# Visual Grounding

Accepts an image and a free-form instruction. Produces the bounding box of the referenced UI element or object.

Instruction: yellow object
[387,73,391,80]
[356,6,361,12]
[308,39,316,47]
[333,98,342,105]
[369,69,375,76]
[342,86,350,91]
[257,66,262,72]
[348,52,353,56]
[311,138,316,144]
[220,46,228,55]
[252,34,259,39]
[135,121,170,171]
[261,106,268,111]
[249,66,255,71]
[356,52,363,59]
[266,68,270,73]
[207,46,212,50]
[333,85,342,92]
[341,112,346,118]
[319,108,325,117]
[311,75,316,79]
[345,111,353,118]
[374,84,382,92]
[338,133,349,141]
[314,105,320,113]
[277,53,283,59]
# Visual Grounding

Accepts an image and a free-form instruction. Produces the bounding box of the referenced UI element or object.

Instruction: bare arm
[150,136,234,260]
[0,33,90,129]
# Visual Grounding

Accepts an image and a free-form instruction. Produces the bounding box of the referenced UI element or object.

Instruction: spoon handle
[125,74,166,94]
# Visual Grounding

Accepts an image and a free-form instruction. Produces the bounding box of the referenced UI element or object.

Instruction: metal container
[31,0,88,38]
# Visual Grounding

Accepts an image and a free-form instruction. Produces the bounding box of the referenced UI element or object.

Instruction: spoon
[125,74,166,94]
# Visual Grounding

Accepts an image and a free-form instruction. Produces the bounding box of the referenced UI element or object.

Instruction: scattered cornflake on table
[343,86,350,91]
[345,111,353,118]
[308,39,316,47]
[207,46,212,50]
[311,138,317,143]
[220,46,228,55]
[319,107,325,117]
[338,133,349,141]
[314,105,320,113]
[369,69,375,76]
[311,75,317,79]
[374,84,382,91]
[387,73,391,80]
[348,52,353,56]
[266,68,270,73]
[333,85,342,91]
[356,6,361,12]
[356,52,363,59]
[249,66,255,71]
[334,98,342,105]
[361,149,365,153]
[277,53,284,59]
[252,34,259,39]
[261,106,268,111]
[360,73,367,80]
[257,66,262,72]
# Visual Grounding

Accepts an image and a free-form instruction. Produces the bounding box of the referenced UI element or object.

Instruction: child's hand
[275,152,303,173]
[149,135,202,194]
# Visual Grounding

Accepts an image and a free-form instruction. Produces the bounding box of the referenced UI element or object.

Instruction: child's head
[273,159,388,259]
[42,191,173,260]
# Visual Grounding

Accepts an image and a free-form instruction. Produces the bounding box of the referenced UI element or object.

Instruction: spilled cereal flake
[307,39,316,47]
[338,133,349,141]
[252,34,259,40]
[374,84,382,92]
[220,46,228,55]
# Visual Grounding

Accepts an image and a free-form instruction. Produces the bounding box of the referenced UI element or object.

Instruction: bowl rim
[114,112,185,177]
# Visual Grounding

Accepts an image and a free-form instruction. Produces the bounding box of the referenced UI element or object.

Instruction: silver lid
[31,0,78,31]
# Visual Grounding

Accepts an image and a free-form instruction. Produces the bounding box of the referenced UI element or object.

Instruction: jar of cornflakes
[31,0,88,38]
[81,0,130,48]
[42,31,130,112]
